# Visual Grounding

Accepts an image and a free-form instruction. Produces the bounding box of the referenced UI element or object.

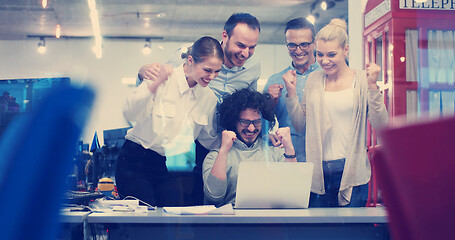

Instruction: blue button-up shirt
[263,62,320,162]
[209,55,260,101]
[161,43,260,102]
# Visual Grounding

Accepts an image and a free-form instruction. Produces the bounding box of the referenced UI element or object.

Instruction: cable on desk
[123,196,157,210]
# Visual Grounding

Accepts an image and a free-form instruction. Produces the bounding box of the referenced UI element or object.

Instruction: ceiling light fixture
[37,37,46,54]
[135,11,166,19]
[142,38,152,55]
[42,0,47,9]
[155,12,165,18]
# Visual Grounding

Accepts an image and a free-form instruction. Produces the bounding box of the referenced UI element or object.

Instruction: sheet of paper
[163,204,234,215]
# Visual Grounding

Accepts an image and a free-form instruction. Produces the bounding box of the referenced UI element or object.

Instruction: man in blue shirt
[263,17,320,163]
[138,13,261,101]
[136,13,261,205]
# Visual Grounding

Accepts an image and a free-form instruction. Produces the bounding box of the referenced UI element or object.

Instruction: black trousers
[115,140,179,207]
[192,140,209,205]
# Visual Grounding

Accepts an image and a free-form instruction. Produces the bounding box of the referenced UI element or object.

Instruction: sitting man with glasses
[203,88,297,206]
[263,17,320,163]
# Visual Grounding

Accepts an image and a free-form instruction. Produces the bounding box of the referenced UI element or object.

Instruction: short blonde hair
[316,18,348,48]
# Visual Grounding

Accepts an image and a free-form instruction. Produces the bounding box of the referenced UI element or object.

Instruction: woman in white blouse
[115,36,224,207]
[284,19,388,207]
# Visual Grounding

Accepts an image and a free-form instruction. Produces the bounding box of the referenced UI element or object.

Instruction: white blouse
[123,64,219,156]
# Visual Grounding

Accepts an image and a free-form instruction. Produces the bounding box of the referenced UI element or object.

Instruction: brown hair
[181,36,224,63]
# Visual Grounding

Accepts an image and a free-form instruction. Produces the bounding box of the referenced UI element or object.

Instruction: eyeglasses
[286,41,314,51]
[239,119,262,128]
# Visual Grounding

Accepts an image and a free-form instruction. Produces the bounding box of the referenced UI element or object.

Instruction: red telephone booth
[363,0,455,206]
[364,0,455,123]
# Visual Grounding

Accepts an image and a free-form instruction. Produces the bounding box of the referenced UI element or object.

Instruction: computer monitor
[103,127,131,149]
[90,127,131,181]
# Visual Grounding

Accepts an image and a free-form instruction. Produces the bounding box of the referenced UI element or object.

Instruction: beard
[237,128,260,147]
[224,40,247,67]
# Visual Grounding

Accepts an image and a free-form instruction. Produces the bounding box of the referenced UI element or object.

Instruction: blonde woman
[284,19,388,207]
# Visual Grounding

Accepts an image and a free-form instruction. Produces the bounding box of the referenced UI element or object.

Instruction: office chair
[0,86,94,240]
[373,116,455,240]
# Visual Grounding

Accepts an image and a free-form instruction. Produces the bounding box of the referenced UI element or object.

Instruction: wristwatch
[284,153,296,159]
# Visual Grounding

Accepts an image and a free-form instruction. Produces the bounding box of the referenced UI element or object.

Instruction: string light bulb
[321,1,327,11]
[306,15,316,24]
[306,12,319,25]
[88,0,103,59]
[55,24,61,38]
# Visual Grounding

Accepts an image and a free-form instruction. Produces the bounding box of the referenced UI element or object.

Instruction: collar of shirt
[233,136,264,149]
[176,64,196,97]
[176,72,207,102]
[221,53,260,73]
[290,61,320,75]
[222,63,246,72]
[192,84,206,100]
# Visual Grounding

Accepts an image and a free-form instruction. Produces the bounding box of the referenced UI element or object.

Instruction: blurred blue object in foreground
[0,86,95,240]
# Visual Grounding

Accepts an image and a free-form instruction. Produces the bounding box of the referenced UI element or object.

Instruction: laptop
[235,161,314,209]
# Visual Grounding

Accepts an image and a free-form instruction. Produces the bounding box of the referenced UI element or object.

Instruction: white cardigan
[286,70,388,206]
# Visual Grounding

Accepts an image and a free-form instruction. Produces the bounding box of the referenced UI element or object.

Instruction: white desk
[59,211,91,240]
[87,207,389,240]
[59,211,90,223]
